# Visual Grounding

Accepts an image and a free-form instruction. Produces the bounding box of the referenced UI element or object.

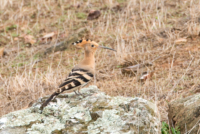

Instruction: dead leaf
[0,47,5,57]
[175,38,187,44]
[41,32,57,43]
[14,37,19,41]
[87,10,101,20]
[42,32,56,39]
[21,26,28,31]
[24,35,36,45]
[140,71,154,81]
[121,62,153,76]
[157,37,165,43]
[123,62,153,71]
[60,30,68,38]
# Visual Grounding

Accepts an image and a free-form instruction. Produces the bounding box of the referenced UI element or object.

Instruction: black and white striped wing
[40,68,94,110]
[59,69,94,90]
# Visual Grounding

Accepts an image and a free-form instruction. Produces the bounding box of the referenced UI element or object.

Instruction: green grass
[60,15,67,22]
[6,25,17,31]
[11,33,18,37]
[161,122,170,134]
[12,63,23,67]
[117,0,126,3]
[76,12,87,19]
[33,53,41,60]
[161,122,180,134]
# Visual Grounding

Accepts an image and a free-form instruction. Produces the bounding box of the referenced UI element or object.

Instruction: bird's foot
[74,91,85,97]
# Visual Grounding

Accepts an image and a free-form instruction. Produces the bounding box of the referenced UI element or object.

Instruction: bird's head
[72,39,116,53]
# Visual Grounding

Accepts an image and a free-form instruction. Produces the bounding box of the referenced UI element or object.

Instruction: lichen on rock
[27,116,65,134]
[0,109,44,128]
[88,109,126,133]
[0,85,160,134]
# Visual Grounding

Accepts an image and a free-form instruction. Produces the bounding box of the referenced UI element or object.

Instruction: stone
[168,93,200,134]
[0,86,160,134]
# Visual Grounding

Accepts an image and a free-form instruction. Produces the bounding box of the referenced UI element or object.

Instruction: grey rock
[168,93,200,134]
[0,86,160,134]
[0,127,26,134]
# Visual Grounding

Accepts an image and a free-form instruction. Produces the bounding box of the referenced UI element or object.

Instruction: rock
[168,93,200,134]
[0,86,160,134]
[0,127,26,134]
[87,10,101,20]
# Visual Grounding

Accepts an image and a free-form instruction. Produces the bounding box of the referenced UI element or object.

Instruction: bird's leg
[77,90,83,95]
[78,89,86,97]
[74,91,80,96]
[73,90,85,97]
[76,82,88,97]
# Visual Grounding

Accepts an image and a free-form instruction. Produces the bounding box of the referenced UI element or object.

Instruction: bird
[40,39,116,110]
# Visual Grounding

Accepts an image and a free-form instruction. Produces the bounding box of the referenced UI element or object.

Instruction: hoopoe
[40,39,116,110]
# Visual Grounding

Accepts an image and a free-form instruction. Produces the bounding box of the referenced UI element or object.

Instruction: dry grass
[1,0,200,123]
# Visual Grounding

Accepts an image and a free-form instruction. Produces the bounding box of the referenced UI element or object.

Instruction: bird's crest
[72,39,92,48]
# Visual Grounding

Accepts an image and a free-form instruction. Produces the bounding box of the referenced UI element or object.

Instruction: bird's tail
[40,87,65,110]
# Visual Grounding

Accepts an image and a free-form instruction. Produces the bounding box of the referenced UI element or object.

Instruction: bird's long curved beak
[98,46,116,52]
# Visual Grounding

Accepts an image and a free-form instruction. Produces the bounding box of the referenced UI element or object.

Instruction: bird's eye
[91,45,94,47]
